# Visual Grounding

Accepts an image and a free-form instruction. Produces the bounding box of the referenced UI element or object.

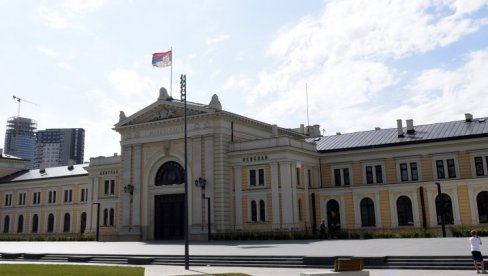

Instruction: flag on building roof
[152,50,172,68]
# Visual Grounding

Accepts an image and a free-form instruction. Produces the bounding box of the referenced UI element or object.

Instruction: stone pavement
[0,238,486,275]
[0,237,480,257]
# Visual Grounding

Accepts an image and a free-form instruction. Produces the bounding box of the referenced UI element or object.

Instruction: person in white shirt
[470,230,487,274]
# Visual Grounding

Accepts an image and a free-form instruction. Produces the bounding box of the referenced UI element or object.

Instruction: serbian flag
[152,50,172,68]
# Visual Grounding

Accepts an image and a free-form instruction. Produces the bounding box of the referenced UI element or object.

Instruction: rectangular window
[365,164,384,184]
[250,170,256,187]
[4,194,12,207]
[332,167,351,186]
[366,166,374,184]
[258,169,264,186]
[375,165,383,183]
[296,167,300,186]
[80,188,88,202]
[334,169,341,187]
[48,190,56,204]
[18,193,26,206]
[436,160,445,179]
[475,157,484,176]
[435,158,457,179]
[64,189,72,203]
[110,180,115,195]
[33,192,41,205]
[308,169,312,188]
[343,168,350,186]
[400,163,409,181]
[104,180,110,195]
[410,162,419,181]
[447,159,456,178]
[399,162,419,182]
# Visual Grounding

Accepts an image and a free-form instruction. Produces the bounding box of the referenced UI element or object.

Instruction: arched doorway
[477,191,488,223]
[326,199,341,231]
[154,161,185,240]
[435,193,454,224]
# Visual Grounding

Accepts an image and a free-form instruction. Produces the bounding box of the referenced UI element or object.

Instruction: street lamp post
[92,202,100,241]
[204,196,211,241]
[195,177,211,241]
[435,182,447,238]
[181,74,189,270]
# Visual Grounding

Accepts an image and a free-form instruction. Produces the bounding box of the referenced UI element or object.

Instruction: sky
[1,0,488,162]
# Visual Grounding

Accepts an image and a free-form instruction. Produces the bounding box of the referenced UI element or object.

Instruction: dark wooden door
[154,194,184,240]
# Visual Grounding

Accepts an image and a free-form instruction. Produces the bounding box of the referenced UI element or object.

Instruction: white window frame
[48,190,57,204]
[470,151,488,177]
[32,191,41,205]
[432,154,459,180]
[80,188,89,202]
[64,189,73,203]
[331,164,352,187]
[396,159,421,183]
[248,166,266,188]
[4,193,12,207]
[18,192,26,206]
[104,179,116,196]
[248,196,267,223]
[362,161,385,185]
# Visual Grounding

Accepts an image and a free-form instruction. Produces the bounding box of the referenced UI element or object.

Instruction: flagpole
[170,47,173,97]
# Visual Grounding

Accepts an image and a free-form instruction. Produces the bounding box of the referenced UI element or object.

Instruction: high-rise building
[35,128,85,168]
[3,117,37,168]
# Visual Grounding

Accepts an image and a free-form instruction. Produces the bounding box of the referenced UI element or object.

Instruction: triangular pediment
[115,99,214,128]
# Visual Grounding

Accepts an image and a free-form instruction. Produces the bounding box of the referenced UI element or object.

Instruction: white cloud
[206,34,230,46]
[57,63,72,70]
[38,46,58,57]
[38,0,105,29]
[241,0,488,133]
[107,69,155,99]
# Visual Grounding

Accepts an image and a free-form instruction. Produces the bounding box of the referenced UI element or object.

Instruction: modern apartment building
[3,117,37,169]
[0,87,487,241]
[35,128,85,169]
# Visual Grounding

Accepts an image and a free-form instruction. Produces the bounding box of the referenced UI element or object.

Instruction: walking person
[470,230,487,274]
[319,220,328,239]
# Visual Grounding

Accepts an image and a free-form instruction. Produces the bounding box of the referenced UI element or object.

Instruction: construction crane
[12,95,38,117]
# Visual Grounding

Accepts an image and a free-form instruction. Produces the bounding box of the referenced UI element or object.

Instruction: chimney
[397,119,404,137]
[39,163,46,174]
[465,113,473,122]
[406,119,415,134]
[67,159,74,170]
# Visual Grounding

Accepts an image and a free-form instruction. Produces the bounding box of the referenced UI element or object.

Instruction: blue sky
[1,0,488,161]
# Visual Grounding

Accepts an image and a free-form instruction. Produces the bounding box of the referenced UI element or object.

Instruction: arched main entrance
[154,161,185,240]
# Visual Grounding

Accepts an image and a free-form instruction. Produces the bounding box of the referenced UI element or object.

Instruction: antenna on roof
[306,83,310,132]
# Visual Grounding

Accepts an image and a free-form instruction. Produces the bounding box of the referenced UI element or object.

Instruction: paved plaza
[0,237,486,275]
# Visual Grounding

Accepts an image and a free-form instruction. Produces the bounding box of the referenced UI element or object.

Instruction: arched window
[63,213,71,232]
[3,215,10,233]
[80,212,87,233]
[477,191,488,223]
[259,200,266,222]
[327,199,341,230]
[32,214,39,233]
[17,215,24,233]
[155,161,185,186]
[251,200,257,222]
[360,197,376,227]
[435,193,454,225]
[109,208,115,226]
[397,196,414,226]
[103,208,108,226]
[47,213,54,232]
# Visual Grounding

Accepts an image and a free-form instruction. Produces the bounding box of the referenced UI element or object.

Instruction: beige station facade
[1,87,488,241]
